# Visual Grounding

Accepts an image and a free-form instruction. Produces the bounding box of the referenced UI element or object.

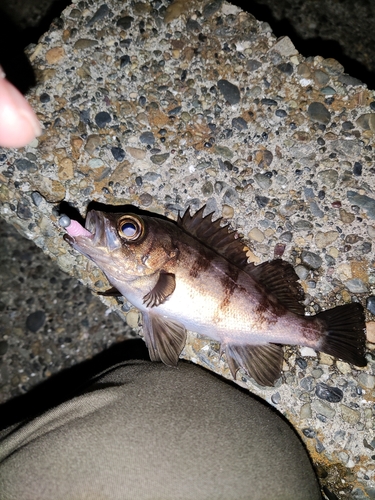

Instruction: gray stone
[247,59,262,71]
[293,220,313,231]
[340,404,361,424]
[150,153,169,165]
[351,487,370,500]
[295,265,309,280]
[300,376,315,392]
[140,131,155,145]
[0,340,8,356]
[31,191,44,207]
[320,86,336,95]
[338,74,362,86]
[280,231,292,242]
[15,158,38,173]
[345,279,368,293]
[356,113,375,131]
[272,36,298,57]
[222,187,238,204]
[254,173,272,189]
[217,79,240,105]
[300,404,312,419]
[202,0,223,19]
[201,182,213,196]
[74,39,99,50]
[347,191,375,219]
[311,368,323,379]
[168,106,182,116]
[313,70,329,86]
[116,16,134,30]
[214,146,233,159]
[358,373,375,389]
[232,117,248,130]
[312,400,336,419]
[301,251,322,269]
[87,4,110,26]
[280,200,299,217]
[186,18,201,32]
[143,172,161,183]
[307,102,331,125]
[316,383,343,402]
[332,139,362,157]
[304,188,324,217]
[315,439,325,453]
[261,98,277,106]
[317,169,338,188]
[276,62,293,75]
[26,310,46,332]
[321,58,344,76]
[17,198,32,220]
[366,296,375,315]
[95,111,111,128]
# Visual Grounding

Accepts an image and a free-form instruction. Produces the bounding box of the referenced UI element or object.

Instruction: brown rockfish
[63,206,367,386]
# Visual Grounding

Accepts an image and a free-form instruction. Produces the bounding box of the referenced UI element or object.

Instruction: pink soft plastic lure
[66,220,91,237]
[59,216,91,238]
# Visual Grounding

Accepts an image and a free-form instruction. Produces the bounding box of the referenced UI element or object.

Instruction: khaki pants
[0,344,321,500]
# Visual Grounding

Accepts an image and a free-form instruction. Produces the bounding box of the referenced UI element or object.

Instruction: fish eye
[118,216,143,241]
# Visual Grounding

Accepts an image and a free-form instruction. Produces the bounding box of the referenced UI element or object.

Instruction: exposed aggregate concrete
[1,0,375,497]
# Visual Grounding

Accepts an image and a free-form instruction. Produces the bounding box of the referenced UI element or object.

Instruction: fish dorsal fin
[248,260,305,315]
[225,343,283,386]
[142,312,187,366]
[178,205,251,268]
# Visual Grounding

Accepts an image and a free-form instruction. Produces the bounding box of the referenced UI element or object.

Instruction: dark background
[0,0,375,91]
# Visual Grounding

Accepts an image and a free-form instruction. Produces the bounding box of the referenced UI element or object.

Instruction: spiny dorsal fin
[178,205,251,268]
[225,343,284,387]
[248,260,305,315]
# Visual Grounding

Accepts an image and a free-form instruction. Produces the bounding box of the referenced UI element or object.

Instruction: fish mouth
[64,211,122,253]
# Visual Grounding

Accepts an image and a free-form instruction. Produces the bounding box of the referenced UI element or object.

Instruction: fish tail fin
[317,303,367,367]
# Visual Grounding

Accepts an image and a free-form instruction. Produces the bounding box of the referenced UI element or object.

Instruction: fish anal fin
[143,271,176,307]
[225,343,283,387]
[97,286,122,297]
[142,312,187,366]
[248,259,305,315]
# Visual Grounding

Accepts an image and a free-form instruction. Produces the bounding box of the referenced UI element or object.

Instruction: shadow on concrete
[0,338,150,430]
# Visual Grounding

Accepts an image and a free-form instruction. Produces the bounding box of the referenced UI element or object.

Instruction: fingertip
[0,77,42,149]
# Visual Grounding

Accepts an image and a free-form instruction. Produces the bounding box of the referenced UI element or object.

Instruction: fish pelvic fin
[143,271,176,308]
[225,343,283,387]
[317,303,367,367]
[97,286,122,297]
[142,312,187,366]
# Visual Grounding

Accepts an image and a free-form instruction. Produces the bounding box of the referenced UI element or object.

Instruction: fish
[62,205,367,386]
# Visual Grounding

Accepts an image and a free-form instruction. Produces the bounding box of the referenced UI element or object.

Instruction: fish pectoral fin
[143,271,176,307]
[142,312,187,366]
[97,286,122,297]
[225,343,283,387]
